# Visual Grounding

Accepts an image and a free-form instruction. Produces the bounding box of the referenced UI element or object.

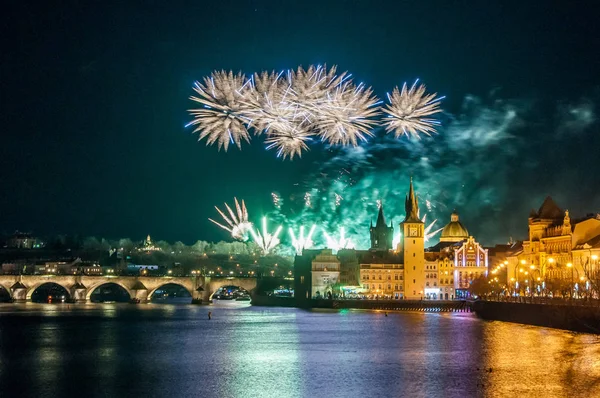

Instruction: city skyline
[2,1,599,247]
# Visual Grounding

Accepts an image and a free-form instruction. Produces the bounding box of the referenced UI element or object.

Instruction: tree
[469,276,492,299]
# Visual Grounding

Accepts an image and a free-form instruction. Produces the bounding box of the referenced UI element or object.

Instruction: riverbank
[473,300,600,334]
[251,296,473,312]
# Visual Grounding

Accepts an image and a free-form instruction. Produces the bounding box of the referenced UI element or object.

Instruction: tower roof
[376,206,386,228]
[403,178,422,223]
[535,196,563,219]
[440,210,469,242]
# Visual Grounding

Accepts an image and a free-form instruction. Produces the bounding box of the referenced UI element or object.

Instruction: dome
[440,211,469,242]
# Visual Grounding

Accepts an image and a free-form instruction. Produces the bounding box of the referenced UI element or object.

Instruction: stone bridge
[0,275,257,303]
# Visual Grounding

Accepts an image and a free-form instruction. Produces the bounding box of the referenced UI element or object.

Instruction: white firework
[323,227,355,253]
[264,129,313,160]
[313,81,381,146]
[241,70,302,136]
[289,225,316,255]
[208,198,252,241]
[187,71,253,151]
[250,217,283,254]
[382,79,443,138]
[421,214,443,242]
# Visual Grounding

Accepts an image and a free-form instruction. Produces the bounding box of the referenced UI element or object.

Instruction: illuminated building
[399,178,426,299]
[504,197,600,294]
[439,211,469,243]
[7,231,41,249]
[137,235,161,252]
[310,249,340,298]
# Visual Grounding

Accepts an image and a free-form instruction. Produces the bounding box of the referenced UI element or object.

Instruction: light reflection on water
[0,302,599,398]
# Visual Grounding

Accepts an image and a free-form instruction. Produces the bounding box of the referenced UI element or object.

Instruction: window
[413,279,416,283]
[394,275,398,280]
[395,284,398,290]
[387,284,391,290]
[413,240,415,244]
[379,284,382,289]
[365,283,369,289]
[426,282,430,287]
[413,266,416,270]
[379,275,382,280]
[413,253,416,257]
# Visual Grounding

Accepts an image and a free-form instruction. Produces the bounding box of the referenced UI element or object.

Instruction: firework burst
[313,81,381,146]
[187,71,253,151]
[289,224,316,255]
[208,198,252,241]
[323,227,355,253]
[382,79,444,138]
[187,66,442,159]
[250,217,283,254]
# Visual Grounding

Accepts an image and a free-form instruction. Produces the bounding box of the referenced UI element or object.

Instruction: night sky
[2,1,599,247]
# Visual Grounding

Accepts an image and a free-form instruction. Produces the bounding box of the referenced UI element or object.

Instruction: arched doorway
[211,285,251,301]
[31,283,70,303]
[150,283,192,304]
[0,285,11,302]
[90,283,131,303]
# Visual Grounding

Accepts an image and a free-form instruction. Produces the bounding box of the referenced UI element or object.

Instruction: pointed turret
[376,206,386,228]
[404,178,423,223]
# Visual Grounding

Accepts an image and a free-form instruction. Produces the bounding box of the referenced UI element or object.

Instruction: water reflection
[0,303,598,398]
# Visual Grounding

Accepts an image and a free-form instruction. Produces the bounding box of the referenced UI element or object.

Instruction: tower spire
[376,205,386,227]
[404,178,421,223]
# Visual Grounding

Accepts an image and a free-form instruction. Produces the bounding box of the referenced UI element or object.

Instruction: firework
[422,214,443,242]
[250,217,283,254]
[382,79,444,138]
[289,224,316,255]
[334,193,343,207]
[323,227,355,253]
[264,128,313,159]
[271,192,281,209]
[188,66,442,159]
[187,71,253,151]
[208,198,252,241]
[312,81,380,146]
[304,192,312,208]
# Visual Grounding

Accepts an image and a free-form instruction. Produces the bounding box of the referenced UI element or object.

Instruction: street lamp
[566,262,574,299]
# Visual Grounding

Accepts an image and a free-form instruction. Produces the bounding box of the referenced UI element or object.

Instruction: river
[0,301,598,398]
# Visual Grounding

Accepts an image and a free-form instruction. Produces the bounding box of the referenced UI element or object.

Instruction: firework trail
[208,198,252,241]
[323,227,355,253]
[289,224,317,255]
[383,79,444,138]
[250,217,283,254]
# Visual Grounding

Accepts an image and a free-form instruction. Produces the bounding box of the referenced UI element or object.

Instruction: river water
[0,302,598,398]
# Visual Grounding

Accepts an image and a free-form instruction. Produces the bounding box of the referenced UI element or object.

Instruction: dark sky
[2,0,600,246]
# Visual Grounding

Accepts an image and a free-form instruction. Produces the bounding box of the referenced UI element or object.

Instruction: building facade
[311,249,341,298]
[504,197,600,295]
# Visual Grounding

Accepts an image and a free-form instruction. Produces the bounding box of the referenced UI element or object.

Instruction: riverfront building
[501,197,600,294]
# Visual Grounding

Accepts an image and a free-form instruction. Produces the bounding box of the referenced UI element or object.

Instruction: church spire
[404,178,422,223]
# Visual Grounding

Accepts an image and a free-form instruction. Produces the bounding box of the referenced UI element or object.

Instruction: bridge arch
[0,284,11,302]
[27,282,72,302]
[206,278,257,301]
[147,283,193,300]
[26,281,72,300]
[86,281,132,301]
